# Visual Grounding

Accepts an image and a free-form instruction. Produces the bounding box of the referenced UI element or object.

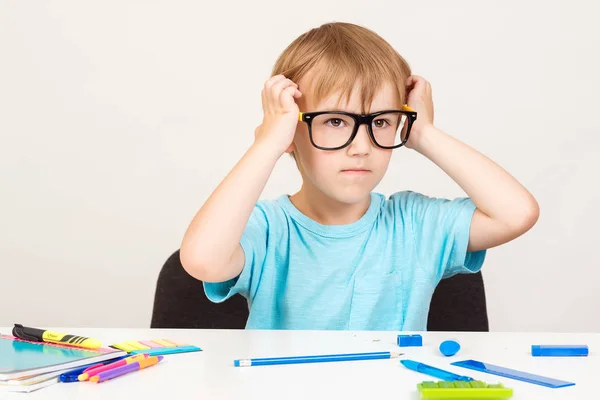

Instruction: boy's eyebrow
[310,107,401,114]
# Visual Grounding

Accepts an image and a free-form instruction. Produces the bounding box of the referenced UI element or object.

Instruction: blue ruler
[451,360,575,388]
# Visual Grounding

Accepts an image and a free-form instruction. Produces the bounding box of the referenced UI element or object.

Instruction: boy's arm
[180,143,279,282]
[405,76,540,252]
[180,75,302,282]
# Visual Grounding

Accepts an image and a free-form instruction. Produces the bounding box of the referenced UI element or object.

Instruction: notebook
[0,369,63,393]
[0,334,126,381]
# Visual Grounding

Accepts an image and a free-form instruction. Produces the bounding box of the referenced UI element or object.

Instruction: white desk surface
[1,329,598,399]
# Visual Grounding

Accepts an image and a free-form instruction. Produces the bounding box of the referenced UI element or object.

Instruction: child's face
[293,78,400,205]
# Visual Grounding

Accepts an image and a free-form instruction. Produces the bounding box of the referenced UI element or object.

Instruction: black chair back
[151,250,489,331]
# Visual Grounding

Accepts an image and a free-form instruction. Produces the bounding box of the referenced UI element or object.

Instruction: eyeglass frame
[297,105,417,151]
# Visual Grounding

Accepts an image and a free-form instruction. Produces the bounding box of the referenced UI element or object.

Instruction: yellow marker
[12,324,101,350]
[151,339,177,348]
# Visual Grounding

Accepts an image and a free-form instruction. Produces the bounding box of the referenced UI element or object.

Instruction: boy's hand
[254,74,302,156]
[405,75,435,151]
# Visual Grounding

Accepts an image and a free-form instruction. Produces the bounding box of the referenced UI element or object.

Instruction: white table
[1,329,598,399]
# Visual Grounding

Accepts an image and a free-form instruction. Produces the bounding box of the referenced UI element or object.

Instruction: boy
[180,22,539,330]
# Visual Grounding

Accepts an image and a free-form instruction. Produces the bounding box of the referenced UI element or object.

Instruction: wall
[1,0,599,331]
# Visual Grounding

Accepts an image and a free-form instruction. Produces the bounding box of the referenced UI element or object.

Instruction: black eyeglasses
[298,105,417,151]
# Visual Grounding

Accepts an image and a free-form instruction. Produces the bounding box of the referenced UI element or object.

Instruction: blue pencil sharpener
[398,334,422,347]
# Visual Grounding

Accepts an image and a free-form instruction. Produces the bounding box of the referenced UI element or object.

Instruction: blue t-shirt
[204,191,486,330]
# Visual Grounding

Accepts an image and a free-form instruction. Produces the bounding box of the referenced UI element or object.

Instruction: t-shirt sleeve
[203,202,269,303]
[394,191,486,281]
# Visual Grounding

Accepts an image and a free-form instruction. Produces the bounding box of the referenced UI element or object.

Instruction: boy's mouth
[340,168,371,175]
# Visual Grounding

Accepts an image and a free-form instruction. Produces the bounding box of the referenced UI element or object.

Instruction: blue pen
[401,359,473,381]
[59,365,94,383]
[234,351,403,367]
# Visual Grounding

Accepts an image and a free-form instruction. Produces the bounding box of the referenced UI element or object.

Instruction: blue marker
[59,365,91,383]
[401,359,473,381]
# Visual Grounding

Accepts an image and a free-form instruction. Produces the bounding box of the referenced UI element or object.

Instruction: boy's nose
[347,125,372,156]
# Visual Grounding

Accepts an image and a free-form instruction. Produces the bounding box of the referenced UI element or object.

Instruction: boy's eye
[373,119,390,128]
[325,118,346,128]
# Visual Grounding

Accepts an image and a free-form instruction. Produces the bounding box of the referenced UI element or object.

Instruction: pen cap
[12,324,45,341]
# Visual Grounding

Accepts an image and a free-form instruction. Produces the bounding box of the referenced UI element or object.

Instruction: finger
[261,88,267,111]
[280,86,299,110]
[273,80,298,108]
[264,76,292,112]
[407,75,427,90]
[271,78,297,98]
[264,74,287,91]
[269,76,294,93]
[409,75,426,89]
[406,75,419,86]
[293,89,302,98]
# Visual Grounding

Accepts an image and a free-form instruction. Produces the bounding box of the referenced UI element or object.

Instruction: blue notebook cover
[0,335,126,380]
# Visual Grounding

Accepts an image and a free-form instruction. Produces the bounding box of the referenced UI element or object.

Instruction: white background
[1,0,599,331]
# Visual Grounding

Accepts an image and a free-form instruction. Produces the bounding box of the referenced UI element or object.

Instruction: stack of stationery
[0,328,126,393]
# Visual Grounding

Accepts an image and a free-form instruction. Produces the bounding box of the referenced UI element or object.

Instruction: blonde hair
[271,22,412,114]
